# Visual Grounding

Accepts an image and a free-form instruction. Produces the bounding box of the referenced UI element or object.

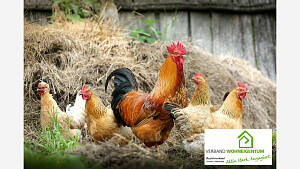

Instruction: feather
[163,102,181,119]
[105,68,139,126]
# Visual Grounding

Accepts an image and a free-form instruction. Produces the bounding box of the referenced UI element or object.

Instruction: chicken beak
[182,55,187,58]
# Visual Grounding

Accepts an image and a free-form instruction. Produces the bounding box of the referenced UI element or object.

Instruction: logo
[205,129,272,165]
[238,130,253,148]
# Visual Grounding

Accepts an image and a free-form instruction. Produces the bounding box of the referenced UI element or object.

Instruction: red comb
[237,82,248,91]
[38,83,41,88]
[166,41,186,55]
[194,73,202,77]
[80,85,88,94]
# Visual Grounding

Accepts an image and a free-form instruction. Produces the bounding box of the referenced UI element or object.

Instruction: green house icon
[238,130,253,148]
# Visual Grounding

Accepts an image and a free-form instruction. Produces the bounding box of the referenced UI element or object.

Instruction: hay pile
[24,16,276,167]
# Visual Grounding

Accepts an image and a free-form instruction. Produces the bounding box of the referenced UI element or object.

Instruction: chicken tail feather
[105,68,139,125]
[163,102,181,119]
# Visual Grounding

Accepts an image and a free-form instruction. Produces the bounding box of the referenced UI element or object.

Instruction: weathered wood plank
[231,14,244,59]
[24,0,276,12]
[119,12,145,31]
[190,12,212,53]
[24,0,52,10]
[211,12,234,57]
[269,12,276,75]
[231,14,257,67]
[159,11,189,41]
[208,13,258,70]
[115,0,276,12]
[24,10,33,22]
[253,13,276,81]
[41,12,51,26]
[119,11,158,32]
[209,0,234,6]
[24,10,52,25]
[238,14,256,66]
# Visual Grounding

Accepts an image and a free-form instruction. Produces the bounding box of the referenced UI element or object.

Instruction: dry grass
[24,12,276,168]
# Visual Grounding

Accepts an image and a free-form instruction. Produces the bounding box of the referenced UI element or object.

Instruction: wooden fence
[24,0,276,81]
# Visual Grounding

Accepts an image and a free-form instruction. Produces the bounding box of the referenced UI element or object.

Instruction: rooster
[37,82,85,137]
[80,85,133,143]
[164,81,248,137]
[105,42,188,148]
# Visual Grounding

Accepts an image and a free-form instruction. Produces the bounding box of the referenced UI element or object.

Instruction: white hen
[66,90,86,130]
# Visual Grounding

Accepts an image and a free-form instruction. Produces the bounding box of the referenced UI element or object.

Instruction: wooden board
[159,11,189,41]
[253,13,276,81]
[268,12,276,75]
[24,10,52,26]
[190,12,212,53]
[119,11,143,31]
[119,11,158,31]
[114,0,275,12]
[24,0,52,10]
[211,12,234,57]
[188,12,257,69]
[231,14,244,60]
[25,0,276,12]
[233,15,256,67]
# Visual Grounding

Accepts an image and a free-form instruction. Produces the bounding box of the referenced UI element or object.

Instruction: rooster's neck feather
[150,55,185,100]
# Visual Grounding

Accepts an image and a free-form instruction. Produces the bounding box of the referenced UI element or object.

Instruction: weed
[24,108,94,168]
[36,108,79,154]
[129,18,162,44]
[129,10,178,44]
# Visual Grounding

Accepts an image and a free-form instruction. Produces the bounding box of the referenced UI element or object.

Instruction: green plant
[52,0,101,23]
[129,10,178,44]
[129,18,162,44]
[36,109,79,154]
[24,108,97,168]
[272,129,276,146]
